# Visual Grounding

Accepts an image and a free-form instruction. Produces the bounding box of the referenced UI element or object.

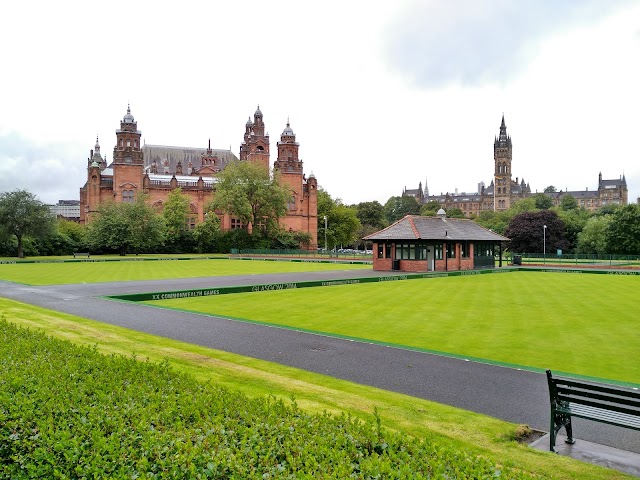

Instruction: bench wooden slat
[554,378,640,400]
[556,384,640,403]
[546,370,640,452]
[557,393,640,416]
[559,404,640,430]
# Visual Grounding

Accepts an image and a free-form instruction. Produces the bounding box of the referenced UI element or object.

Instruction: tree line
[2,181,639,258]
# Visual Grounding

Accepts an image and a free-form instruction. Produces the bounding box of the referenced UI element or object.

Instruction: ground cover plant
[0,298,624,479]
[0,258,369,285]
[146,272,640,385]
[1,319,540,479]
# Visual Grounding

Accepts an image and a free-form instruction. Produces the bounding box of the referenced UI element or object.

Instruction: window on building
[474,242,494,257]
[288,195,296,210]
[434,243,443,260]
[122,190,134,203]
[127,140,131,147]
[461,242,470,258]
[385,243,392,258]
[446,242,456,259]
[231,218,244,229]
[377,243,384,258]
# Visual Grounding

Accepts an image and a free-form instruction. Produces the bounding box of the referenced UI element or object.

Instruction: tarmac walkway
[2,268,639,476]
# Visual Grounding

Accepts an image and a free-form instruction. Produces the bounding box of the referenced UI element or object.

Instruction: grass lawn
[146,272,640,385]
[0,258,369,285]
[0,297,623,479]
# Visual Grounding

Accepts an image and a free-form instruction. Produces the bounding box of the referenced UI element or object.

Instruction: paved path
[2,269,639,454]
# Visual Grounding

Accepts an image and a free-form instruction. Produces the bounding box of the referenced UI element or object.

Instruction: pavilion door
[427,247,434,271]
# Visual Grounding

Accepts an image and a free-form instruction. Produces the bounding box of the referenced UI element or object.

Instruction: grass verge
[0,297,629,479]
[0,257,369,285]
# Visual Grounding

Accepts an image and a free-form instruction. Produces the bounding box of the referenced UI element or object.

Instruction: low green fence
[513,253,640,267]
[234,249,373,260]
[0,255,226,265]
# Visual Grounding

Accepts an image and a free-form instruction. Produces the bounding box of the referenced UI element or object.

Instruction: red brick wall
[372,258,393,271]
[398,260,429,272]
[371,242,477,272]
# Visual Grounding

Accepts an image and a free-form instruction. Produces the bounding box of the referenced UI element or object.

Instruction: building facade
[48,200,81,221]
[364,210,509,272]
[404,116,627,215]
[80,106,318,249]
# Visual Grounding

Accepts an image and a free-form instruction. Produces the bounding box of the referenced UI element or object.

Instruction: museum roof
[142,144,238,173]
[364,215,509,242]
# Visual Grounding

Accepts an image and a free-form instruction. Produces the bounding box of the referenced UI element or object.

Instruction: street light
[323,215,328,254]
[543,224,547,263]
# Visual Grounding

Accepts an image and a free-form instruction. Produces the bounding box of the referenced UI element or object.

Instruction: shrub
[0,320,538,479]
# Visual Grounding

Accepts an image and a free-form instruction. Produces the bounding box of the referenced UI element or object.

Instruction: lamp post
[543,224,547,264]
[323,215,328,254]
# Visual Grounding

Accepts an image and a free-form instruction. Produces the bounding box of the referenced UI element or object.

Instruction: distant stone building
[80,106,318,248]
[49,200,81,221]
[404,116,627,215]
[545,173,628,211]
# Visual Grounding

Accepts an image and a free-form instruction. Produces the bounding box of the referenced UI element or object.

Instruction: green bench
[546,370,640,452]
[73,252,90,259]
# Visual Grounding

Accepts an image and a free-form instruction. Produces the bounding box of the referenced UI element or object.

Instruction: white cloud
[0,1,638,208]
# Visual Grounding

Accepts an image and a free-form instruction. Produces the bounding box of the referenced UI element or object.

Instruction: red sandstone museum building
[365,210,509,272]
[80,106,318,249]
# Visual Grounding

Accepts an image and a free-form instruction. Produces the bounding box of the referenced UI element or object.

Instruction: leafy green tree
[0,189,54,258]
[317,189,361,249]
[269,227,312,250]
[332,204,361,248]
[504,210,567,254]
[594,204,621,216]
[88,195,164,255]
[212,160,289,236]
[605,204,640,254]
[57,219,87,249]
[533,193,554,210]
[355,201,385,229]
[193,210,221,253]
[474,210,509,236]
[420,200,442,217]
[383,196,420,224]
[556,207,590,253]
[445,207,465,218]
[509,198,537,215]
[162,188,191,248]
[33,219,88,256]
[577,215,611,254]
[559,194,578,211]
[544,186,557,193]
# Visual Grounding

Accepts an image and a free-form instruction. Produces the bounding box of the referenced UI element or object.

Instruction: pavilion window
[446,242,456,259]
[385,243,392,258]
[434,243,443,260]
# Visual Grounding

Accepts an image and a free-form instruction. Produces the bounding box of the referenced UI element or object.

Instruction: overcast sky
[1,1,639,206]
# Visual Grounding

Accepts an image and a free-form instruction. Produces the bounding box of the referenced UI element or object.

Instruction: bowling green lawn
[0,257,369,285]
[145,271,640,386]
